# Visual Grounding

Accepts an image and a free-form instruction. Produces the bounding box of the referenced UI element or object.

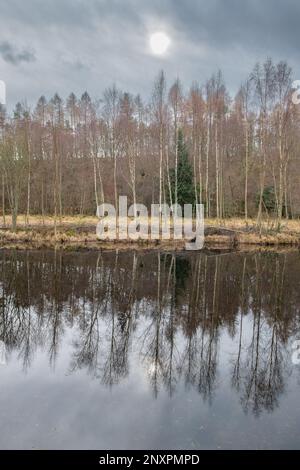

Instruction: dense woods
[1,58,300,230]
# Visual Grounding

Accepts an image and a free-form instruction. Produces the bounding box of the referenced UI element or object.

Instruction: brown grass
[0,215,300,250]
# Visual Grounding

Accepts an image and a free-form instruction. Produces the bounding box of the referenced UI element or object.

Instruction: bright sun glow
[150,32,171,55]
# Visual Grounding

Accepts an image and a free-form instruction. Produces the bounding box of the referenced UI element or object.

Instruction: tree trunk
[276,108,284,228]
[12,205,18,232]
[215,121,220,219]
[159,126,163,222]
[2,174,5,227]
[97,159,104,205]
[41,179,45,225]
[93,156,99,208]
[244,119,249,220]
[174,116,178,210]
[205,116,210,218]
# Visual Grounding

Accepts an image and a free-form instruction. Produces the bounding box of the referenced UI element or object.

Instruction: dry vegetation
[1,215,300,251]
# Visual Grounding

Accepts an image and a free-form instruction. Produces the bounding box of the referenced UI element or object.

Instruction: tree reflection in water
[0,249,299,416]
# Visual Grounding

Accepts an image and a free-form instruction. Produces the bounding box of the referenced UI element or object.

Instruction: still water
[0,249,300,450]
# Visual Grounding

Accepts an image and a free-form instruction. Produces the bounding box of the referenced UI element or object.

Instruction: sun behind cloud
[150,32,171,55]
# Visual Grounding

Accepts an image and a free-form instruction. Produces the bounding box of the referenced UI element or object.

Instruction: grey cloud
[0,0,299,107]
[0,41,36,65]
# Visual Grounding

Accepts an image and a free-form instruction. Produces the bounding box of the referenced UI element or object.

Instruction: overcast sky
[0,0,299,109]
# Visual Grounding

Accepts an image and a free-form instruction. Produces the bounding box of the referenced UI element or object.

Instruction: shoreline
[1,216,300,252]
[0,234,300,254]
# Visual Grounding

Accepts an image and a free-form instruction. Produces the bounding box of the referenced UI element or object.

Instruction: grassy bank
[0,215,300,250]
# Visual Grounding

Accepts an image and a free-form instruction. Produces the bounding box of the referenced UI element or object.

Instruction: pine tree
[170,129,195,207]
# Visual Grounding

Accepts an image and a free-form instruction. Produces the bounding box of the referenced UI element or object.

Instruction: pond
[0,249,300,450]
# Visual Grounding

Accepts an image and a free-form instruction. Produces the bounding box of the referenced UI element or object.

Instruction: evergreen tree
[169,129,195,207]
[255,186,276,213]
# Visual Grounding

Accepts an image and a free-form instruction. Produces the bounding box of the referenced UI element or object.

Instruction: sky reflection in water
[0,249,300,449]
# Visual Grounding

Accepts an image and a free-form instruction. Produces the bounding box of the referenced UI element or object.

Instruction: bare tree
[152,71,166,219]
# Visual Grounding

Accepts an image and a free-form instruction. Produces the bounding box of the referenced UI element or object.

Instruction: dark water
[0,249,300,450]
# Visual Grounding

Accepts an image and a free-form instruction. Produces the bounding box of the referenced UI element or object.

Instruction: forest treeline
[0,58,300,230]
